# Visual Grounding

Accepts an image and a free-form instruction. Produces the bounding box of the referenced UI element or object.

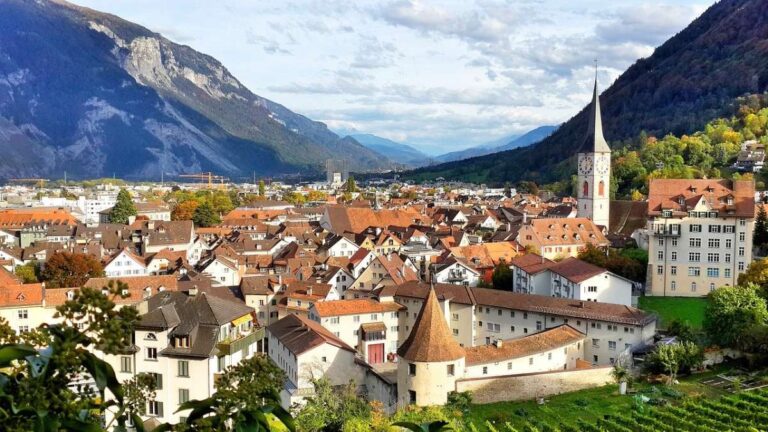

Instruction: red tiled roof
[464,325,585,365]
[0,283,43,307]
[648,179,754,218]
[312,299,405,317]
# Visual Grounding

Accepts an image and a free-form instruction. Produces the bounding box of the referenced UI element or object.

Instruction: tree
[109,188,137,224]
[0,281,145,431]
[295,377,369,432]
[704,284,768,348]
[756,205,768,247]
[172,200,199,221]
[192,201,220,227]
[666,318,697,343]
[738,259,768,299]
[14,261,39,283]
[491,263,513,291]
[577,243,607,268]
[644,341,703,384]
[258,179,266,197]
[39,251,104,288]
[346,176,357,193]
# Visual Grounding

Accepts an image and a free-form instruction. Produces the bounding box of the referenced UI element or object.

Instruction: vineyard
[466,387,768,432]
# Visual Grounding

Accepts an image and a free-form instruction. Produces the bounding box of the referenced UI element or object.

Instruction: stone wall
[455,366,613,404]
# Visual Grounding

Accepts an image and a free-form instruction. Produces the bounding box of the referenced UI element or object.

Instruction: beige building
[516,217,609,260]
[646,179,755,297]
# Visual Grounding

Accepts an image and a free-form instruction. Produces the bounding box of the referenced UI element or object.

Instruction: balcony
[652,224,681,237]
[217,327,264,356]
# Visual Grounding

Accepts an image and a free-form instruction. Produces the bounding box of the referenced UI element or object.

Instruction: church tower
[577,75,611,230]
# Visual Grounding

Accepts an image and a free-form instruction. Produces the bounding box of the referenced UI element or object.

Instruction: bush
[447,391,473,413]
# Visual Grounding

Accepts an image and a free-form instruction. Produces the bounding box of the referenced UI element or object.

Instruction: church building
[577,77,611,230]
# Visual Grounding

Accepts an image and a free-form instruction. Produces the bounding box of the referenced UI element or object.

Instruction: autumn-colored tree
[172,200,199,221]
[39,251,104,288]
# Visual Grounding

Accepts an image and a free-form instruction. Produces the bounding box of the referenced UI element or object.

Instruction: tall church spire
[583,70,611,153]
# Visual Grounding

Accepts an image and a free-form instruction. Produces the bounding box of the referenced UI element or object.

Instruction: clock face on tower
[578,156,593,175]
[596,155,609,175]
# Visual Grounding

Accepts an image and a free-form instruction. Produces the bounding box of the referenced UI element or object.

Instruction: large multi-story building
[646,179,755,297]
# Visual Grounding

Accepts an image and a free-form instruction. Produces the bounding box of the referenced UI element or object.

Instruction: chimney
[147,221,155,230]
[189,285,199,296]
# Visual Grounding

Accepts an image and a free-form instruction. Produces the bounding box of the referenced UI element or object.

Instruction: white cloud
[70,0,715,153]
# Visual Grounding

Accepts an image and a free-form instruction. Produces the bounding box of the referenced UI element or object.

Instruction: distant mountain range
[348,134,428,167]
[433,126,558,164]
[405,0,768,185]
[0,0,393,180]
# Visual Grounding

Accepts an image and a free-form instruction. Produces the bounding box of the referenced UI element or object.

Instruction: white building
[104,248,148,278]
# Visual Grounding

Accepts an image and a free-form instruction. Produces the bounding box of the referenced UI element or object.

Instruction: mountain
[434,126,557,163]
[349,134,428,167]
[406,0,768,185]
[0,0,391,180]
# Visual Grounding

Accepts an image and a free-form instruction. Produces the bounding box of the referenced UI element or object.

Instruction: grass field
[463,369,728,430]
[637,296,707,329]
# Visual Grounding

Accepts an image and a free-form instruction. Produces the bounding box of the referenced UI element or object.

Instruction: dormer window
[678,197,685,206]
[727,197,734,205]
[145,333,157,341]
[144,287,152,298]
[690,186,697,193]
[66,290,75,301]
[662,210,672,218]
[174,335,189,348]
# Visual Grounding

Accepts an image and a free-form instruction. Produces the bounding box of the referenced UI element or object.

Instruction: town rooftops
[322,206,429,234]
[0,208,78,228]
[463,325,585,365]
[397,287,465,363]
[312,298,405,317]
[523,217,608,246]
[647,179,755,218]
[267,313,355,356]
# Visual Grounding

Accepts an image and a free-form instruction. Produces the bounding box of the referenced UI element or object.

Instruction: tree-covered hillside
[405,0,768,186]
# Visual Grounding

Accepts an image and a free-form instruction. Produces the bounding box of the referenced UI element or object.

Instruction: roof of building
[266,313,355,356]
[522,217,608,247]
[548,257,606,283]
[0,283,44,307]
[323,206,429,234]
[647,179,754,218]
[397,287,465,362]
[391,282,654,326]
[609,200,647,235]
[509,253,555,274]
[464,325,585,365]
[0,208,78,228]
[312,298,405,317]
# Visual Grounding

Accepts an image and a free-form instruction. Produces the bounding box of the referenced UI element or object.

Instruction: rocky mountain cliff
[0,0,391,180]
[406,0,768,185]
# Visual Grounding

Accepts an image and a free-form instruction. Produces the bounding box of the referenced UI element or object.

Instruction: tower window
[598,180,605,197]
[583,181,589,197]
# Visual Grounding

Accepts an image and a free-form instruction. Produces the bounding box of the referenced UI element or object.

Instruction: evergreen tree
[192,201,221,227]
[755,205,768,246]
[258,179,266,197]
[346,176,357,193]
[109,188,137,224]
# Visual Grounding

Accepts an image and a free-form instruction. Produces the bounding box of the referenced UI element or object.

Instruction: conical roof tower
[397,285,465,362]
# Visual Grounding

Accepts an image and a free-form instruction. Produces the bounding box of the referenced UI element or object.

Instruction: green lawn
[638,296,707,329]
[463,369,727,430]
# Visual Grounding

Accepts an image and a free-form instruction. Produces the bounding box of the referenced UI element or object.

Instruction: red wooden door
[368,343,385,364]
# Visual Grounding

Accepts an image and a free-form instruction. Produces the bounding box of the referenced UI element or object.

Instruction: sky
[71,0,714,155]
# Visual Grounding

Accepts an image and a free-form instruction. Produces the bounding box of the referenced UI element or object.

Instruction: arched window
[582,181,589,196]
[598,180,605,197]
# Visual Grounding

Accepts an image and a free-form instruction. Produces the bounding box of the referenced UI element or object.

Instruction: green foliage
[39,251,104,288]
[109,188,137,224]
[14,261,39,283]
[447,391,473,414]
[295,377,370,432]
[283,191,306,205]
[755,205,768,246]
[704,284,768,348]
[346,176,358,193]
[259,179,266,197]
[491,264,513,291]
[578,244,647,282]
[392,420,453,431]
[192,201,221,227]
[643,341,703,383]
[666,318,697,343]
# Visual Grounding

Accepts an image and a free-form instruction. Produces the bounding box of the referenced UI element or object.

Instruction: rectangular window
[739,262,745,271]
[330,317,340,324]
[150,373,163,390]
[689,238,701,248]
[671,281,677,291]
[148,400,164,417]
[689,224,702,233]
[739,232,746,242]
[178,360,189,377]
[409,363,416,376]
[146,347,157,360]
[670,266,677,275]
[120,356,132,373]
[725,268,731,278]
[671,252,677,261]
[708,225,721,233]
[707,253,719,263]
[608,341,617,351]
[17,309,28,319]
[688,267,700,277]
[724,225,735,233]
[447,364,455,376]
[179,388,190,404]
[452,313,459,321]
[409,390,416,404]
[726,239,733,248]
[536,321,543,330]
[671,238,678,246]
[707,268,719,278]
[657,251,663,260]
[689,252,701,262]
[482,366,488,375]
[708,238,720,248]
[592,338,599,347]
[739,247,745,257]
[725,254,732,263]
[656,265,663,275]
